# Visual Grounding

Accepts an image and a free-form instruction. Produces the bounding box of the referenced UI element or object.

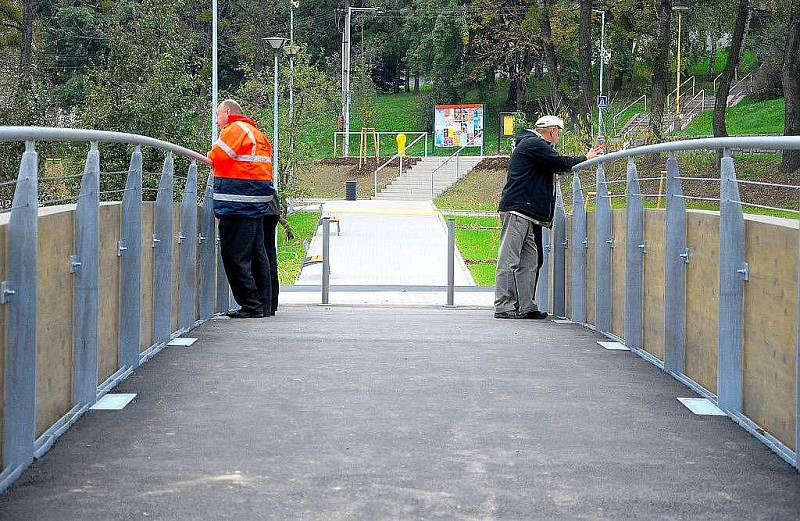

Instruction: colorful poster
[434,104,484,148]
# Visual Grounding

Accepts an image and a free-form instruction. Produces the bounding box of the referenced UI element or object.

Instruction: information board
[434,104,484,148]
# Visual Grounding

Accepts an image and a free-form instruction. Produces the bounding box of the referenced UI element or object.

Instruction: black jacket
[498,129,586,226]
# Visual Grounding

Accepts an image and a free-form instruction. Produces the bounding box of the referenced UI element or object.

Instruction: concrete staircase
[374,156,484,201]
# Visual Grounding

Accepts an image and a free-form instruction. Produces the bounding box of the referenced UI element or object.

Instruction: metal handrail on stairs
[372,132,427,197]
[429,144,469,199]
[666,76,696,114]
[611,94,647,136]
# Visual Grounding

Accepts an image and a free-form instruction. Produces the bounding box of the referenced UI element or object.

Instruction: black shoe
[494,311,519,319]
[518,310,549,320]
[227,308,266,319]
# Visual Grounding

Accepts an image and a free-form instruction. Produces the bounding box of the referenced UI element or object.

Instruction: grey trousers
[494,212,541,314]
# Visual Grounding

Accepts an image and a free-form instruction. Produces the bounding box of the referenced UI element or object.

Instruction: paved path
[2,306,799,520]
[295,200,474,288]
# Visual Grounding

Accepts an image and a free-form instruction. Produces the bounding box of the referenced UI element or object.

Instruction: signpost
[498,111,516,153]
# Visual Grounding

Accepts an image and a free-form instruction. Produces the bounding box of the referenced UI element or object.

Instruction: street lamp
[211,0,218,142]
[592,1,609,137]
[265,37,287,194]
[341,6,383,157]
[673,1,690,116]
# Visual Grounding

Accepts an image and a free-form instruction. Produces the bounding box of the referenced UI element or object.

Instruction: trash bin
[345,180,357,201]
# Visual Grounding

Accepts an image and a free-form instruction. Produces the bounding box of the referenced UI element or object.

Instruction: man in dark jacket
[495,115,603,319]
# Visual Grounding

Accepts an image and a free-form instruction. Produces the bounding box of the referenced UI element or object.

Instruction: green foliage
[278,211,319,284]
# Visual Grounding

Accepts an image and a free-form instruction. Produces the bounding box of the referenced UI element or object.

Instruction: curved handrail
[611,94,647,134]
[0,126,211,165]
[573,136,800,171]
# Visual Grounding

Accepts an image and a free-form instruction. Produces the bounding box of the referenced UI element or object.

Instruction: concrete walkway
[2,306,799,520]
[289,200,488,306]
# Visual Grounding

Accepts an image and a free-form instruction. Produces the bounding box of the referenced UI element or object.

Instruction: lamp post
[211,0,218,142]
[673,1,690,115]
[593,2,608,137]
[341,6,382,157]
[265,37,287,194]
[289,1,298,191]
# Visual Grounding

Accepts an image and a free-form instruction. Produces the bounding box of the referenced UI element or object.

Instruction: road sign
[597,95,608,108]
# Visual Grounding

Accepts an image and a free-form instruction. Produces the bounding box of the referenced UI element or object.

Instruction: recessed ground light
[90,394,137,410]
[597,341,630,351]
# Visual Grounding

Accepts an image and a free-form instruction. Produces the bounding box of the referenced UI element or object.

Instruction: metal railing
[372,132,428,197]
[0,126,227,493]
[545,135,800,471]
[611,94,647,136]
[333,131,429,159]
[666,75,696,114]
[429,144,468,199]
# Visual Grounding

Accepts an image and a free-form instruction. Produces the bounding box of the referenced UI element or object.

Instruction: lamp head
[265,37,288,50]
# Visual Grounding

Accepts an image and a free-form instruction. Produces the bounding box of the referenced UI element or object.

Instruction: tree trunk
[405,66,410,93]
[506,81,518,109]
[648,0,672,144]
[712,0,750,138]
[414,70,420,94]
[540,0,566,114]
[707,33,717,81]
[578,0,593,138]
[781,9,800,173]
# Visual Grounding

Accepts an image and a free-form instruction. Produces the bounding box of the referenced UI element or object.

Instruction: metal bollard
[322,217,330,305]
[447,218,455,307]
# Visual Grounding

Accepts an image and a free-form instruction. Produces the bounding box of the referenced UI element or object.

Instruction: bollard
[322,217,330,305]
[447,218,455,307]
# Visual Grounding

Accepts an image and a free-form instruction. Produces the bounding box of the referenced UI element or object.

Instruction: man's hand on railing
[586,146,605,160]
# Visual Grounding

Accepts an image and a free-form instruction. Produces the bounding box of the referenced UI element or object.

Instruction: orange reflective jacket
[208,115,275,218]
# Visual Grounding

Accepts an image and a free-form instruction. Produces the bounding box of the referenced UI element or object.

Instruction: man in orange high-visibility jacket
[208,99,275,319]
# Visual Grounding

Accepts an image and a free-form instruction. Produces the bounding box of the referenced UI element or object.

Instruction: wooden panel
[171,204,180,332]
[565,215,572,317]
[586,212,596,326]
[685,212,719,393]
[642,209,665,361]
[140,202,154,353]
[0,223,6,462]
[742,220,797,450]
[611,209,626,339]
[97,204,121,383]
[36,211,75,437]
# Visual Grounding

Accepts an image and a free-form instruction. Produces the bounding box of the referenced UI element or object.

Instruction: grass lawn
[673,97,785,137]
[278,211,319,284]
[452,216,500,286]
[435,169,506,211]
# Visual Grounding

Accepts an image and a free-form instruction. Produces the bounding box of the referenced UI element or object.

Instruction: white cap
[534,115,564,129]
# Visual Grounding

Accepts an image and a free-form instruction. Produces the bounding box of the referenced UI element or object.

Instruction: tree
[648,0,672,143]
[712,0,750,138]
[781,6,799,172]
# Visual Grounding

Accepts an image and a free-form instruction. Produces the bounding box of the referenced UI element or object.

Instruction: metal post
[289,4,295,191]
[424,133,428,157]
[322,217,330,304]
[447,218,455,307]
[2,142,38,483]
[178,162,198,330]
[343,7,352,157]
[664,152,687,373]
[536,227,550,313]
[72,142,100,407]
[571,174,587,324]
[718,149,745,413]
[273,50,280,193]
[598,9,606,135]
[153,153,174,345]
[594,164,612,332]
[211,0,218,142]
[119,147,142,370]
[199,171,216,320]
[552,182,567,317]
[624,159,644,351]
[374,166,378,197]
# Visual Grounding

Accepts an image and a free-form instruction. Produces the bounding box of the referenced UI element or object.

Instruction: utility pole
[341,0,350,156]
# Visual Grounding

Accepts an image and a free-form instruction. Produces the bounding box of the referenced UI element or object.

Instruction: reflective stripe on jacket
[208,114,275,218]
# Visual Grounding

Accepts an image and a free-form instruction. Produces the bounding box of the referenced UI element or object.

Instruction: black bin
[345,180,357,201]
